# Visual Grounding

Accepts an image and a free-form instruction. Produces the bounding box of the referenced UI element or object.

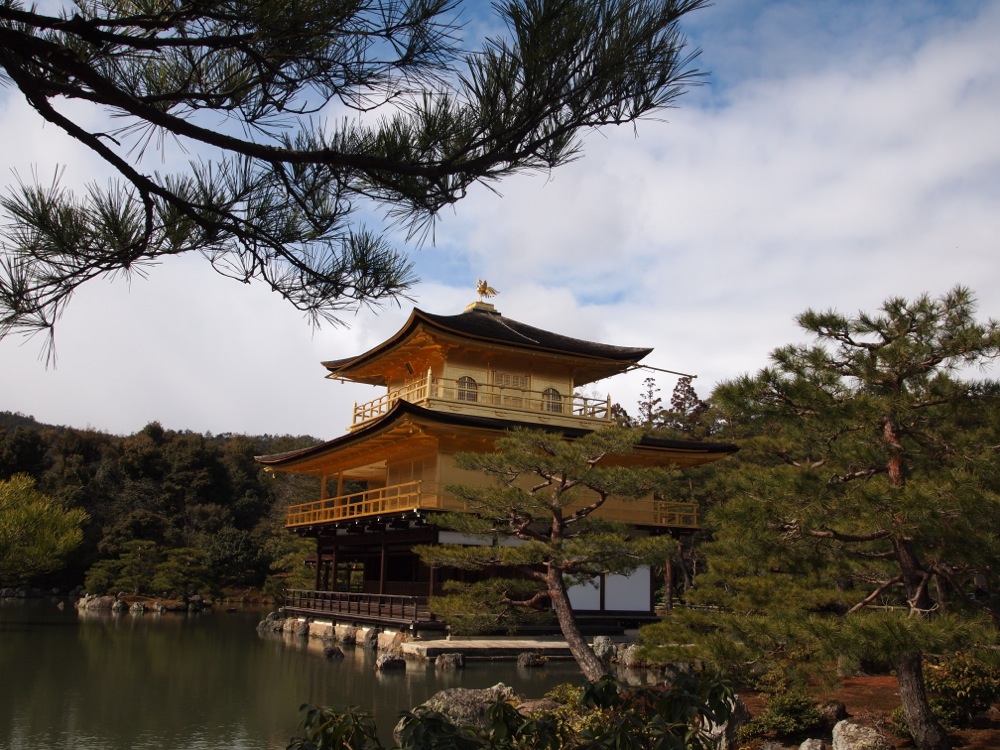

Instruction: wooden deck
[282,589,446,632]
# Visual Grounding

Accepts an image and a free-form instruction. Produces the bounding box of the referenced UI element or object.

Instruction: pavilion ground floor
[285,522,666,636]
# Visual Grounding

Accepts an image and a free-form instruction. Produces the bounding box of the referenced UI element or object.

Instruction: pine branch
[827,466,887,484]
[847,575,903,613]
[502,589,551,609]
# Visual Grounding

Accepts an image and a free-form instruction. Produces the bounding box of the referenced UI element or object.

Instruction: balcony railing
[605,500,699,528]
[283,589,442,629]
[286,480,435,528]
[286,481,698,529]
[351,373,612,428]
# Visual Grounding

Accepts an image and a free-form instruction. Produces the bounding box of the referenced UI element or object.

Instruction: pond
[0,598,589,750]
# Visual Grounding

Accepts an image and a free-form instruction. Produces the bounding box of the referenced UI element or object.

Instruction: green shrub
[923,652,1000,727]
[738,691,823,742]
[543,683,583,706]
[890,652,1000,738]
[286,704,382,750]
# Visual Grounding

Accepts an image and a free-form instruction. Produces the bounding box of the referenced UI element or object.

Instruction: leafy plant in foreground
[286,672,734,749]
[287,704,383,750]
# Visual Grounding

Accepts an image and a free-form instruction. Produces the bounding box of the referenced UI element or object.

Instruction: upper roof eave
[320,307,653,379]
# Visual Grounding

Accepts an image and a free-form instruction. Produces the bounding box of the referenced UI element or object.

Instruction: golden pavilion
[256,293,736,631]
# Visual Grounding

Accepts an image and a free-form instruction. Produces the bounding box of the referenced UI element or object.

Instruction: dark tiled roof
[321,307,652,373]
[420,308,652,360]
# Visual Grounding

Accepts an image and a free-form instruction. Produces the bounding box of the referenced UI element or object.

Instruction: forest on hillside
[0,411,319,597]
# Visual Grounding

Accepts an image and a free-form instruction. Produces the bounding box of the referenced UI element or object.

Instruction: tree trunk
[546,566,609,682]
[896,650,951,750]
[894,536,932,611]
[664,556,674,611]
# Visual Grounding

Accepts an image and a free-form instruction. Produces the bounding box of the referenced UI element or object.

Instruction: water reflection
[1,599,588,749]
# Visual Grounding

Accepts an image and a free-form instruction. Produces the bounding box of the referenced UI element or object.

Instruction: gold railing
[286,481,433,527]
[352,373,612,427]
[286,481,698,529]
[353,380,432,424]
[574,499,699,529]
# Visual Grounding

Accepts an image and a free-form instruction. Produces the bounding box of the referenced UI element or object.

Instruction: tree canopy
[0,414,318,593]
[0,0,707,350]
[639,287,1000,750]
[416,427,679,681]
[0,473,88,583]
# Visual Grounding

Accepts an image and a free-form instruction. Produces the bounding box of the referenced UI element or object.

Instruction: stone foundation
[262,614,413,653]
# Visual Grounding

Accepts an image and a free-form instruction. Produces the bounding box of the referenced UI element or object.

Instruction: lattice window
[493,371,529,408]
[457,375,478,402]
[493,371,530,389]
[542,388,563,413]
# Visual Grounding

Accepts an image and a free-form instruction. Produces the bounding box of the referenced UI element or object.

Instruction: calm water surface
[1,599,587,750]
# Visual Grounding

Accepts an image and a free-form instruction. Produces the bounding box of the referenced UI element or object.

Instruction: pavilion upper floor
[258,402,737,534]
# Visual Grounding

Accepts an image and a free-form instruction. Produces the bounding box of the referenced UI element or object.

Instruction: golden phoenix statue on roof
[476,280,498,301]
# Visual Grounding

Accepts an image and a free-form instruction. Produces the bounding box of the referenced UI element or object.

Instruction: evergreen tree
[640,287,1000,750]
[0,473,88,583]
[416,427,678,681]
[636,376,666,428]
[664,374,709,435]
[0,0,707,350]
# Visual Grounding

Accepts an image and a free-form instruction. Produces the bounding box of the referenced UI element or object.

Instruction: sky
[1,0,999,440]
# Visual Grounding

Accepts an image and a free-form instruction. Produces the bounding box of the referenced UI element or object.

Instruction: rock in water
[375,653,405,671]
[517,652,546,668]
[592,636,616,661]
[435,653,465,670]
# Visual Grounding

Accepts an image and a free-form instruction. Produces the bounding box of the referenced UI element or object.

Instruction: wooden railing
[353,379,431,424]
[286,481,698,530]
[351,373,612,428]
[577,499,699,529]
[285,481,432,527]
[283,589,441,628]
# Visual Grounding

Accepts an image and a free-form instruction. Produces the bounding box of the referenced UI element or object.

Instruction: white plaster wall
[605,568,651,611]
[568,579,601,609]
[437,532,653,613]
[438,531,525,547]
[568,566,651,611]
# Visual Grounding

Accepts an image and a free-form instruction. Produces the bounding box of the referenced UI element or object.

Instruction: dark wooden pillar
[599,573,606,612]
[328,543,337,591]
[314,536,323,591]
[379,536,387,595]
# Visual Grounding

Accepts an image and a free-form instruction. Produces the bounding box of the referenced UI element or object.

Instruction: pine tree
[0,0,707,351]
[0,473,88,582]
[415,427,678,681]
[640,287,1000,750]
[637,376,666,428]
[665,374,709,435]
